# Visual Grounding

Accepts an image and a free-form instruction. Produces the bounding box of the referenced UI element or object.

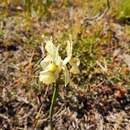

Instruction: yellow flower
[39,38,80,85]
[39,39,64,85]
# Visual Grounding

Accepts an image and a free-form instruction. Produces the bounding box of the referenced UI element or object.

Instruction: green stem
[49,84,58,130]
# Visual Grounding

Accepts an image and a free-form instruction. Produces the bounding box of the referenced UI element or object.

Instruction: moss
[117,0,130,22]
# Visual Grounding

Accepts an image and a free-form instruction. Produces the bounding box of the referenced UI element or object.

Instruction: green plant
[86,0,108,17]
[24,0,52,18]
[73,34,101,87]
[39,38,80,129]
[117,0,130,19]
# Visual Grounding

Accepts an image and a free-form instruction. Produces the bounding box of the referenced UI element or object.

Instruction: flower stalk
[49,83,58,130]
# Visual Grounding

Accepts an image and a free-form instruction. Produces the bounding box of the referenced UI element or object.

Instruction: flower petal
[70,66,80,74]
[40,55,52,69]
[45,39,57,58]
[66,40,73,60]
[62,65,70,86]
[39,71,56,84]
[69,58,80,74]
[63,40,73,65]
[45,39,62,66]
